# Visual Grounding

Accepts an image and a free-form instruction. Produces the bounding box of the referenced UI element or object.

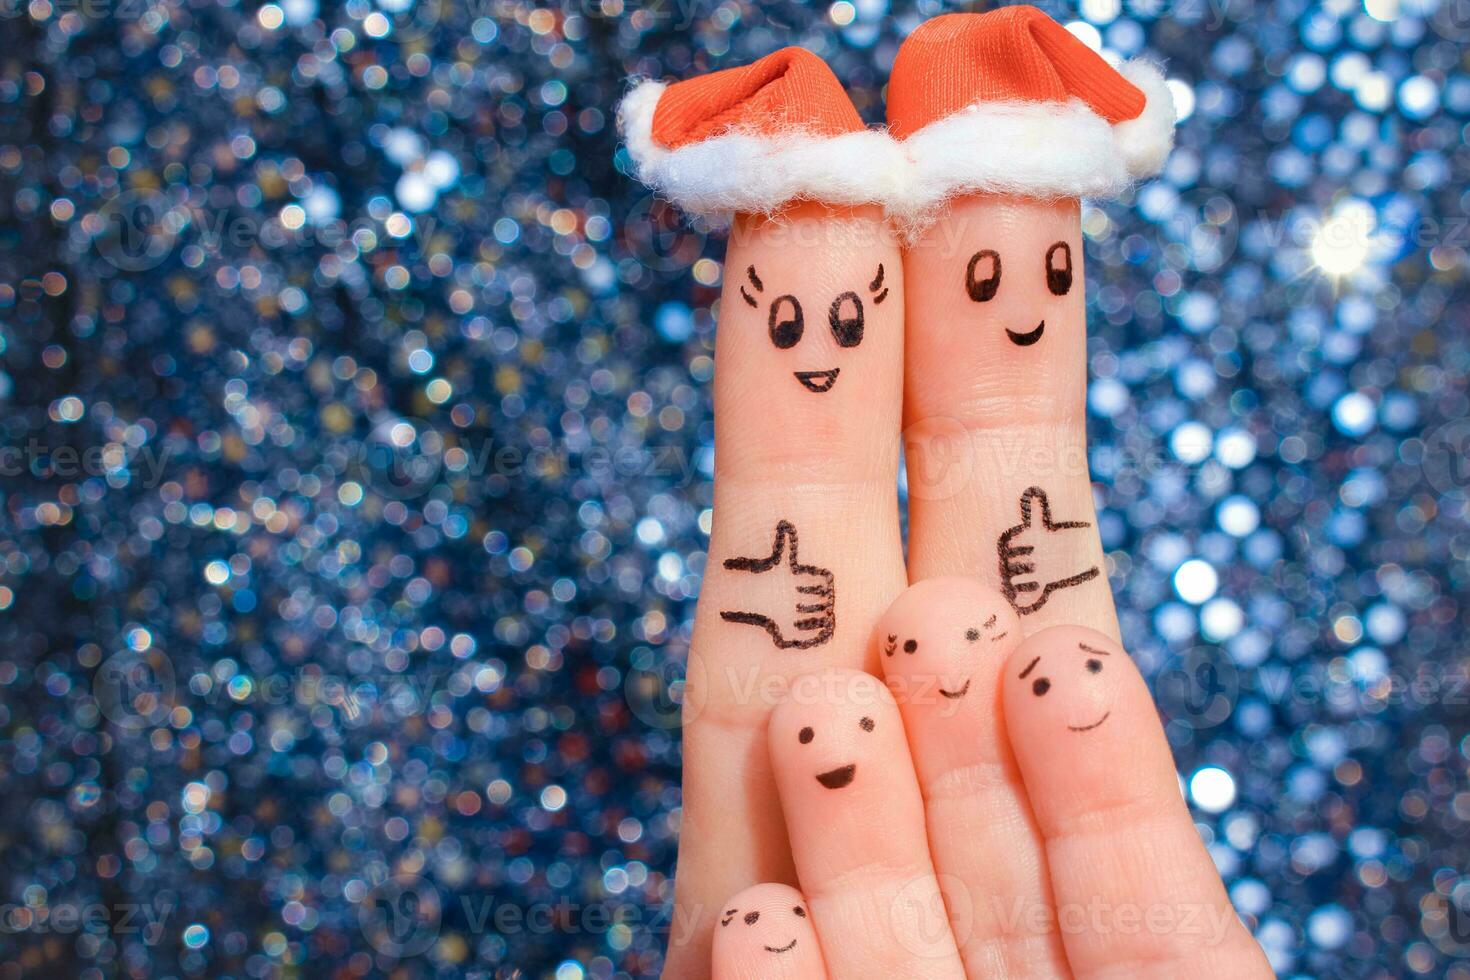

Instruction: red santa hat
[885,7,1177,228]
[618,47,906,219]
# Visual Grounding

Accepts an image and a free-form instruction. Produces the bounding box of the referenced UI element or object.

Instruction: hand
[664,195,1266,976]
[708,580,1272,979]
[720,520,836,650]
[997,486,1101,616]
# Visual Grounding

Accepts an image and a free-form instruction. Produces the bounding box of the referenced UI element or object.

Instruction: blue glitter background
[1,0,1468,976]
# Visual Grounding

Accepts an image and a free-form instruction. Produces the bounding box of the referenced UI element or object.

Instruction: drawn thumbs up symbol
[998,487,1101,615]
[720,520,836,649]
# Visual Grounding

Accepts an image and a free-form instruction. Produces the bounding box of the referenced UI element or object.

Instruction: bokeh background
[1,0,1468,976]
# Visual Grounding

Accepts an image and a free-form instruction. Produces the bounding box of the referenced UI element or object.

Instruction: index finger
[668,203,908,974]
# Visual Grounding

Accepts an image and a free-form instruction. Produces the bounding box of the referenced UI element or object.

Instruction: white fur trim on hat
[617,79,910,219]
[888,59,1177,234]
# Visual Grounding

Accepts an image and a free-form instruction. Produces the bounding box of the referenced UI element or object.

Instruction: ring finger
[769,668,966,979]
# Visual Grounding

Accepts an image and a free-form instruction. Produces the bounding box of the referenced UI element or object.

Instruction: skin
[1000,625,1273,977]
[902,195,1118,639]
[768,669,965,978]
[875,577,1069,978]
[711,883,828,980]
[666,203,907,974]
[716,590,1272,979]
[680,201,1272,979]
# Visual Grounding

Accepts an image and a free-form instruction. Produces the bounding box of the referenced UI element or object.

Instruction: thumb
[1017,487,1050,528]
[773,520,799,568]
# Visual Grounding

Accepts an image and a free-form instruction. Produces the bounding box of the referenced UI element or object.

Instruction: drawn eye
[744,911,760,925]
[965,628,979,642]
[793,906,806,917]
[828,291,864,348]
[768,295,804,349]
[798,726,814,744]
[965,249,1001,302]
[1045,242,1073,296]
[859,716,874,732]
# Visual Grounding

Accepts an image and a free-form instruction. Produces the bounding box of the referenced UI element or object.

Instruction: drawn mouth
[816,764,856,789]
[1068,711,1110,732]
[794,368,839,392]
[939,679,971,699]
[764,939,798,953]
[1006,321,1045,346]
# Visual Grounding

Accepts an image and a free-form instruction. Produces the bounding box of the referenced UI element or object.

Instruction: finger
[770,669,966,979]
[670,202,907,974]
[876,578,1070,978]
[901,194,1118,640]
[1002,627,1271,978]
[712,883,829,980]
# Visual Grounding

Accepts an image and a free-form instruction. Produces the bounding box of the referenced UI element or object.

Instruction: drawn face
[796,714,876,789]
[719,902,810,954]
[963,239,1074,347]
[740,263,888,393]
[1018,640,1115,731]
[885,610,1011,700]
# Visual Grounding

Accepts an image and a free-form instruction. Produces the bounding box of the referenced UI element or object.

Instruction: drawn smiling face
[963,239,1074,348]
[740,263,888,393]
[719,902,810,954]
[1018,640,1115,731]
[878,579,1019,709]
[885,610,1012,700]
[796,713,875,789]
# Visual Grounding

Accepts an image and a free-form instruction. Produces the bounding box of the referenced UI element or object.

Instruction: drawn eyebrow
[740,266,766,307]
[983,614,997,629]
[1019,656,1041,679]
[866,264,889,304]
[1077,643,1111,656]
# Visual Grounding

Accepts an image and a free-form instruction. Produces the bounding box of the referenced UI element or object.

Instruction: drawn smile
[816,764,856,789]
[794,368,840,392]
[764,939,798,953]
[1006,321,1045,346]
[939,679,971,699]
[1068,711,1110,732]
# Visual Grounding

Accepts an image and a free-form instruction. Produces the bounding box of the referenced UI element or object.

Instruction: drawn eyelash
[869,264,888,304]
